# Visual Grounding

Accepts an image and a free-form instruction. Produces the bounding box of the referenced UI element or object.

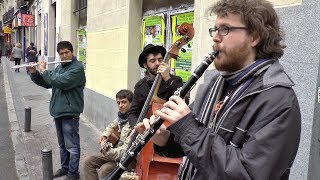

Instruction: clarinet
[103,51,219,180]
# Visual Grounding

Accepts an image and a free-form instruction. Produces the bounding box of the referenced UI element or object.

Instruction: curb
[2,59,30,180]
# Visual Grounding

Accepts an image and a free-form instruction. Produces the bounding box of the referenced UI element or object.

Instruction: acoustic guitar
[102,126,121,151]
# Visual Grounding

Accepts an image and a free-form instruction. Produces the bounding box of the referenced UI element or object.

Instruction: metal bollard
[42,149,53,180]
[24,107,31,132]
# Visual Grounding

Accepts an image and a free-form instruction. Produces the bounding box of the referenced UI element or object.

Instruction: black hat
[138,44,166,68]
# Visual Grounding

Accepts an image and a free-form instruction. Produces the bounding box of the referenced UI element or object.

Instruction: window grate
[75,0,87,12]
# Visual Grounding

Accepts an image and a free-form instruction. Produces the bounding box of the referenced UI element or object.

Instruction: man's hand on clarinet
[134,116,170,147]
[155,95,191,124]
[133,96,191,147]
[134,116,160,134]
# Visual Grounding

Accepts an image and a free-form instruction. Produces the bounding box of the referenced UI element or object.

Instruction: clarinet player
[134,0,301,179]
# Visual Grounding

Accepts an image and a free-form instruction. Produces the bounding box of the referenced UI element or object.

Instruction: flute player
[27,41,86,180]
[135,0,301,179]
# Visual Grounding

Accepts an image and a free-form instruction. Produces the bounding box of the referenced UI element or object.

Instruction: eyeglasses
[209,25,247,37]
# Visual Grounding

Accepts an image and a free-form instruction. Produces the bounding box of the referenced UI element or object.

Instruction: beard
[146,65,158,76]
[213,43,251,72]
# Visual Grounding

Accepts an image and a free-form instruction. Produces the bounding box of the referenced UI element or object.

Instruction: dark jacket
[30,57,86,118]
[157,61,301,180]
[128,74,183,126]
[26,46,38,62]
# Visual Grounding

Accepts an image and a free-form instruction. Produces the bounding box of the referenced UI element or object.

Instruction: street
[0,63,18,180]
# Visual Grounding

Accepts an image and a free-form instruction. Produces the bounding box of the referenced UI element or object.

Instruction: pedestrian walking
[26,42,38,74]
[11,43,24,72]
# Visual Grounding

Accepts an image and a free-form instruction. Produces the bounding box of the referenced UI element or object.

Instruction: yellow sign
[3,26,12,34]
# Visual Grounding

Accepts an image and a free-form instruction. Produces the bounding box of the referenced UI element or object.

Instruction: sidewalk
[2,58,100,180]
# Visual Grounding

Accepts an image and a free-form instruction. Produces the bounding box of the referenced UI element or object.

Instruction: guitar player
[83,89,134,180]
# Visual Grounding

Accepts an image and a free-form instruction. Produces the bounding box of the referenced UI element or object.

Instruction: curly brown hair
[209,0,286,59]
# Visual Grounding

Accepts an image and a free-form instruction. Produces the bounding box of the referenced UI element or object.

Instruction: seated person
[83,89,134,180]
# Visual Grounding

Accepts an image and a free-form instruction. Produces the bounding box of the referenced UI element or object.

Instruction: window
[76,0,87,11]
[74,0,87,27]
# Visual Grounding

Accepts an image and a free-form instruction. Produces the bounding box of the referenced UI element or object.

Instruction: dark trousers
[6,50,11,58]
[14,58,21,72]
[54,116,80,175]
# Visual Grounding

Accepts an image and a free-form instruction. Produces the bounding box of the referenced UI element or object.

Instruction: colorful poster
[21,14,35,27]
[141,15,165,78]
[142,15,165,48]
[77,28,86,67]
[171,12,194,82]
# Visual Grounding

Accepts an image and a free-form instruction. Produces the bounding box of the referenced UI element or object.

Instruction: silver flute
[11,60,72,69]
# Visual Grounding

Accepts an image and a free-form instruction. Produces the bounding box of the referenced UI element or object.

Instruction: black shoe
[64,173,80,180]
[53,168,68,178]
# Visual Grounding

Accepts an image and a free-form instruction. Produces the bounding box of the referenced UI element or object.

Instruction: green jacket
[30,57,86,118]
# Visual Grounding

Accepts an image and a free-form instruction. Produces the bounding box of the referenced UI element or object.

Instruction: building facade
[1,0,319,179]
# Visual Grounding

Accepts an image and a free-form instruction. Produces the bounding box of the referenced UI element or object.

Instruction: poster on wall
[142,15,165,48]
[21,14,35,27]
[141,15,165,78]
[171,11,194,82]
[77,28,87,68]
